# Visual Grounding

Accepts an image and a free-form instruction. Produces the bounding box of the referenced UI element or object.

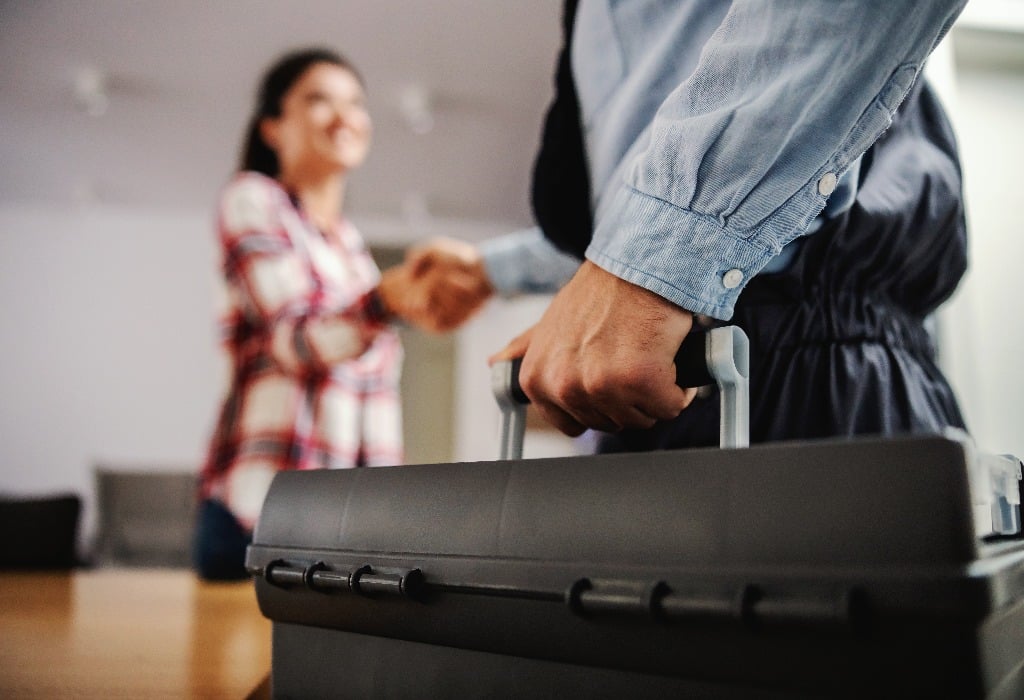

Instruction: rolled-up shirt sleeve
[586,0,967,320]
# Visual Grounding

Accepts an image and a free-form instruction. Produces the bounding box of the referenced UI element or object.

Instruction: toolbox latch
[259,559,424,600]
[567,577,866,631]
[263,560,308,588]
[566,578,669,619]
[351,565,425,599]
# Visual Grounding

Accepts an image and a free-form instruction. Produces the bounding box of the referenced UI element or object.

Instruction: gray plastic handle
[705,325,750,449]
[491,325,750,459]
[491,361,528,461]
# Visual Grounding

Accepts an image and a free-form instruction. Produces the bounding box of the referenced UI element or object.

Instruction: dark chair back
[93,468,198,568]
[0,493,81,569]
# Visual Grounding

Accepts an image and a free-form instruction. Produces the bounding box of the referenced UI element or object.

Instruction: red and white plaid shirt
[200,172,403,529]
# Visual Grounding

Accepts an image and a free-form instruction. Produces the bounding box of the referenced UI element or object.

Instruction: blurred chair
[0,493,82,569]
[93,467,198,568]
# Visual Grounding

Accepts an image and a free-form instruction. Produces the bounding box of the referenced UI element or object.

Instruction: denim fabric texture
[480,227,580,296]
[570,0,965,319]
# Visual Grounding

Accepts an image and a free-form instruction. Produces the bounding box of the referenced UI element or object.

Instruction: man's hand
[490,260,697,436]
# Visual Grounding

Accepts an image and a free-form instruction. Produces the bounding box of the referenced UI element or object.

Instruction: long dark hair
[239,47,364,177]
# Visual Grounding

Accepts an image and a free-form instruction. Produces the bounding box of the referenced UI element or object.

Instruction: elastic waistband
[721,296,938,358]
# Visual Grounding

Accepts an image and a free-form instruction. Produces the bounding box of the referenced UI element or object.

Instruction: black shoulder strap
[530,0,592,259]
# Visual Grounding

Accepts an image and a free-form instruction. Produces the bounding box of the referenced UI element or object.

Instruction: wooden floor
[0,568,270,698]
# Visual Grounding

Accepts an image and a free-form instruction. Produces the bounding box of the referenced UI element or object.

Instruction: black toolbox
[247,329,1024,698]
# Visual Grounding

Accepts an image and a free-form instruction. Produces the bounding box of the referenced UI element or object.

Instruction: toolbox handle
[491,325,750,459]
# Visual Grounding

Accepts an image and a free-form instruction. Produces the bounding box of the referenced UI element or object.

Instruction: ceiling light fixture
[72,66,109,117]
[397,83,435,135]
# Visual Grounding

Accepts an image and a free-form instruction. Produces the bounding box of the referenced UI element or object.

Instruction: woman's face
[261,62,372,176]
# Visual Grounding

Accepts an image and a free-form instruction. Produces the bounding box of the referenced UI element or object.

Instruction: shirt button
[722,269,744,289]
[818,172,838,196]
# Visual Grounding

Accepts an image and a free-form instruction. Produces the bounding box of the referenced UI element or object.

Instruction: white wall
[0,205,223,544]
[935,25,1024,458]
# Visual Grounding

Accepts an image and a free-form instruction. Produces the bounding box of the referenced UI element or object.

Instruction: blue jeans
[193,498,252,581]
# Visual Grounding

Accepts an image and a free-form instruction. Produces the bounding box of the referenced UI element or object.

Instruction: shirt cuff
[480,227,581,297]
[586,185,812,320]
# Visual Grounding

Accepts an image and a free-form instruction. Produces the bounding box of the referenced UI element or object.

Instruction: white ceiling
[0,1,563,235]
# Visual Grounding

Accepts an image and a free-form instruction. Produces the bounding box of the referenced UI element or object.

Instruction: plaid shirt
[199,172,403,529]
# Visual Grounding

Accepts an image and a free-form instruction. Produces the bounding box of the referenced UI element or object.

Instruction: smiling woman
[240,50,372,199]
[191,48,476,581]
[267,65,372,180]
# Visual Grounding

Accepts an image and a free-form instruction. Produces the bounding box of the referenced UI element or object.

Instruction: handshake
[378,237,496,333]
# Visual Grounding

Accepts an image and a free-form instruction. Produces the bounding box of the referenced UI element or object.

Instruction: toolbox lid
[252,434,983,571]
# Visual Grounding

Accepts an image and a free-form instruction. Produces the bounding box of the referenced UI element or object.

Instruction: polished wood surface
[0,568,270,698]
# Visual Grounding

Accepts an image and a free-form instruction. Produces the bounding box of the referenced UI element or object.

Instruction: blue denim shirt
[576,0,965,319]
[485,0,965,316]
